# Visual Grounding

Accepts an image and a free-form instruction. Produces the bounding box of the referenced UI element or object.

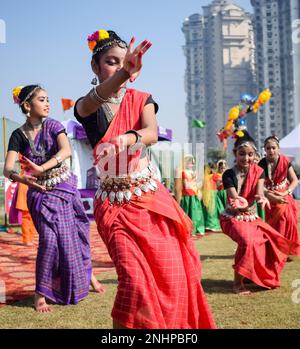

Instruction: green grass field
[0,232,299,329]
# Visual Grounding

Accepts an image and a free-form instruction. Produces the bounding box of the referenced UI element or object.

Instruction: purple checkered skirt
[27,176,92,304]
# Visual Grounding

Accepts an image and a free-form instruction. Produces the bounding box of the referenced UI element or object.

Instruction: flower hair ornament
[216,88,272,148]
[87,29,127,57]
[12,85,42,106]
[12,86,23,105]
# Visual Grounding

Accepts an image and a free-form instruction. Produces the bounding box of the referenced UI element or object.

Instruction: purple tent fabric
[64,120,79,135]
[158,126,172,141]
[63,119,173,142]
[74,124,88,140]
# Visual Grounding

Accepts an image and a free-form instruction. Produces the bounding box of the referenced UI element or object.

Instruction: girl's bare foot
[233,284,251,295]
[90,275,105,293]
[34,293,52,313]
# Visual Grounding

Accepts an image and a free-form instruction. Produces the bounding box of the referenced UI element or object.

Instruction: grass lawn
[0,233,299,329]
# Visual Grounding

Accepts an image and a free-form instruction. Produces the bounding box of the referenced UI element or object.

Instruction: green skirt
[216,190,227,216]
[203,190,221,231]
[180,195,205,235]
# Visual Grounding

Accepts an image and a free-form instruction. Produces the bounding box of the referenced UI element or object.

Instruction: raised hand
[123,37,152,82]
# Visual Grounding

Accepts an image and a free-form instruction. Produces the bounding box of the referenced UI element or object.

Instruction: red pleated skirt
[220,215,298,289]
[265,195,300,252]
[94,184,216,329]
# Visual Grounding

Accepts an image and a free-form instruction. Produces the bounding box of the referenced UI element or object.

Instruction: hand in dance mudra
[267,191,288,204]
[254,195,271,210]
[21,156,44,176]
[229,196,248,210]
[19,156,47,192]
[94,139,144,178]
[123,37,152,82]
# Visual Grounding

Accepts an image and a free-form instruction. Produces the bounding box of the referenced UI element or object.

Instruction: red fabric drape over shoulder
[264,155,300,253]
[93,89,215,329]
[265,154,290,186]
[93,89,192,243]
[220,164,299,289]
[240,163,264,204]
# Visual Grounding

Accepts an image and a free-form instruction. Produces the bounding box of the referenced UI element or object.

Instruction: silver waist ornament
[95,163,158,205]
[36,162,71,190]
[221,204,258,222]
[266,178,288,191]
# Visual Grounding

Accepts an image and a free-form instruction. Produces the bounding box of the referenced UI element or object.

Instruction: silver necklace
[267,157,279,184]
[107,87,126,104]
[22,121,46,160]
[101,103,115,124]
[25,119,43,130]
[233,166,248,194]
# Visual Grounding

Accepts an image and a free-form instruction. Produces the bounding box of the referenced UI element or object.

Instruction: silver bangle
[53,155,62,165]
[287,188,293,195]
[89,87,108,104]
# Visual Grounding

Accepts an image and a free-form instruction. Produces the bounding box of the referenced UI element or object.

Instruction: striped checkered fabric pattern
[21,118,92,304]
[95,200,216,329]
[28,178,92,304]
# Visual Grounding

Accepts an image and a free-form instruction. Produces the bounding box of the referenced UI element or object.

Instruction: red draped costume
[264,154,300,251]
[93,89,215,329]
[220,164,300,289]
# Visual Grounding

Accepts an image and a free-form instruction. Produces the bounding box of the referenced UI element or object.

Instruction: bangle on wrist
[52,155,62,166]
[8,170,18,182]
[125,130,142,144]
[287,188,293,195]
[89,86,108,104]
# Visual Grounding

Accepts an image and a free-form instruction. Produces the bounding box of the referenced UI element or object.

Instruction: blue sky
[0,0,252,143]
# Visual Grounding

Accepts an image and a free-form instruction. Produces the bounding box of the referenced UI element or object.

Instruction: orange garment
[20,210,36,244]
[15,172,37,244]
